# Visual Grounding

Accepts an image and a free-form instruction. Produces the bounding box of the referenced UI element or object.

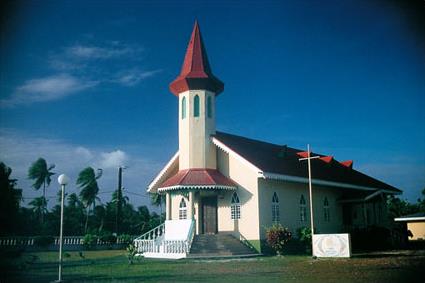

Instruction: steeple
[169,21,224,96]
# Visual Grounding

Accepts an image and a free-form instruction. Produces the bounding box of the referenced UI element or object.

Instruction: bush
[126,243,137,264]
[99,231,117,244]
[82,234,98,249]
[33,236,54,247]
[265,224,292,255]
[296,227,313,252]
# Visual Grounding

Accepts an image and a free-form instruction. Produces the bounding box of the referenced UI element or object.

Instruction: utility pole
[116,166,123,235]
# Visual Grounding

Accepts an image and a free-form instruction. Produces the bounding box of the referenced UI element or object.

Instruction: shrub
[82,234,98,249]
[265,224,292,255]
[99,231,117,244]
[126,243,137,264]
[33,236,54,247]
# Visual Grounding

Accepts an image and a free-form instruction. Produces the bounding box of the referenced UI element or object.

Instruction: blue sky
[1,0,424,209]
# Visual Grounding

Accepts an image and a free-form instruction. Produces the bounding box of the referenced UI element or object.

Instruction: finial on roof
[169,21,224,96]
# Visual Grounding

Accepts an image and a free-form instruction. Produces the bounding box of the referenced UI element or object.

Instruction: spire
[169,21,224,96]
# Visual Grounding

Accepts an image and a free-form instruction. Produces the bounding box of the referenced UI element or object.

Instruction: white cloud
[0,129,161,208]
[115,69,162,87]
[66,43,140,60]
[0,74,98,107]
[98,150,128,169]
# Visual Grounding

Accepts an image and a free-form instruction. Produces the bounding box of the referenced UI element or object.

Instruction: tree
[0,162,22,235]
[150,193,164,222]
[28,158,55,223]
[76,167,102,233]
[28,158,56,198]
[29,196,48,224]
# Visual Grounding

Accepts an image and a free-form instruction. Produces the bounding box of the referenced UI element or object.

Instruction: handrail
[134,219,195,256]
[134,223,165,241]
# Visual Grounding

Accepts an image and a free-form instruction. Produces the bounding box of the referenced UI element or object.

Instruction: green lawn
[1,250,424,283]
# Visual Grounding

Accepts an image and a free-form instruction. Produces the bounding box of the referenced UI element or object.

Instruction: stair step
[189,233,258,257]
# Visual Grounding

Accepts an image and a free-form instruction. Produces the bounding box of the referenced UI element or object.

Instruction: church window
[207,96,212,118]
[272,192,280,223]
[231,192,240,220]
[194,95,200,117]
[179,198,187,220]
[324,197,330,222]
[300,195,307,222]
[181,96,186,119]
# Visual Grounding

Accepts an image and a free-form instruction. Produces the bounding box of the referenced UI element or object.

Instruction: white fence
[0,235,134,250]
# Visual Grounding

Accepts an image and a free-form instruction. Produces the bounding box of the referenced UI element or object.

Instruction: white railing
[0,235,134,247]
[134,220,195,258]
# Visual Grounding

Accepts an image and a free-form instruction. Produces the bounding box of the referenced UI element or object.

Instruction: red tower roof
[169,21,224,96]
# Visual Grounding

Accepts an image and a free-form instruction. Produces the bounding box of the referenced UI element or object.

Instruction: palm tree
[28,158,55,199]
[0,162,22,235]
[76,167,102,233]
[28,158,55,224]
[29,196,48,223]
[150,193,164,222]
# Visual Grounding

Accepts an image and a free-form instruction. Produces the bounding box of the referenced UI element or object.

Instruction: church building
[135,22,401,258]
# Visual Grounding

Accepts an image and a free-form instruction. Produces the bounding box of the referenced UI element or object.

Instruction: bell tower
[169,21,224,170]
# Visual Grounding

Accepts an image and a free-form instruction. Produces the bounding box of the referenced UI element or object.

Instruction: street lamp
[56,174,69,282]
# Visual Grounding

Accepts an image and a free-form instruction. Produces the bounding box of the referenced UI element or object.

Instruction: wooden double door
[202,196,217,234]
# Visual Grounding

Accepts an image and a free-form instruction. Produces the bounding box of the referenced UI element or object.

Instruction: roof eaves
[260,172,401,194]
[147,151,179,192]
[212,136,263,175]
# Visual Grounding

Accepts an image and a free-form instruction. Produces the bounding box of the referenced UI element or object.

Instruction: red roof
[169,21,224,96]
[161,168,236,188]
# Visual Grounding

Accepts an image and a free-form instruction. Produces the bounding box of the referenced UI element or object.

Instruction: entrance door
[202,196,217,234]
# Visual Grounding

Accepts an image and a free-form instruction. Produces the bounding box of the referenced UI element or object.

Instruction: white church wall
[216,149,261,242]
[257,179,344,240]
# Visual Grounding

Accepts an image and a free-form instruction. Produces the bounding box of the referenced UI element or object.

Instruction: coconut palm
[29,196,48,223]
[28,158,55,199]
[76,167,102,233]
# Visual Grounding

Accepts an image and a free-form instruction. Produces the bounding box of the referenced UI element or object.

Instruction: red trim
[319,156,333,163]
[297,151,309,158]
[340,160,353,168]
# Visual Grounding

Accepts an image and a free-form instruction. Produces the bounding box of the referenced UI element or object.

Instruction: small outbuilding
[394,212,425,241]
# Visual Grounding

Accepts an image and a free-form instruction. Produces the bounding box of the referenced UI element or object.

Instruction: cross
[298,144,320,248]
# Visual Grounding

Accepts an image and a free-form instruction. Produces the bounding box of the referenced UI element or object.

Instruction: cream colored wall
[407,222,425,241]
[178,90,216,170]
[257,179,344,239]
[216,149,261,241]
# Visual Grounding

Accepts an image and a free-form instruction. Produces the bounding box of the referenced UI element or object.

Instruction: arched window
[324,197,330,222]
[231,192,240,220]
[272,192,280,223]
[207,96,212,118]
[194,95,200,117]
[300,195,307,222]
[179,198,187,220]
[181,96,186,119]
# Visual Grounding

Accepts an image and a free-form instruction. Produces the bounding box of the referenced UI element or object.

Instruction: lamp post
[56,174,69,282]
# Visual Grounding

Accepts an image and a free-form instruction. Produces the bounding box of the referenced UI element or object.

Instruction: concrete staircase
[188,233,258,258]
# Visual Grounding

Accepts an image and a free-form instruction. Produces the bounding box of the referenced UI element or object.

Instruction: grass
[1,250,425,283]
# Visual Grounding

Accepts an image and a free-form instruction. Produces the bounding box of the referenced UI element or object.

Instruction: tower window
[324,197,330,222]
[179,198,187,220]
[181,96,186,119]
[194,95,200,117]
[272,192,280,223]
[300,195,307,222]
[207,96,212,118]
[231,192,240,220]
